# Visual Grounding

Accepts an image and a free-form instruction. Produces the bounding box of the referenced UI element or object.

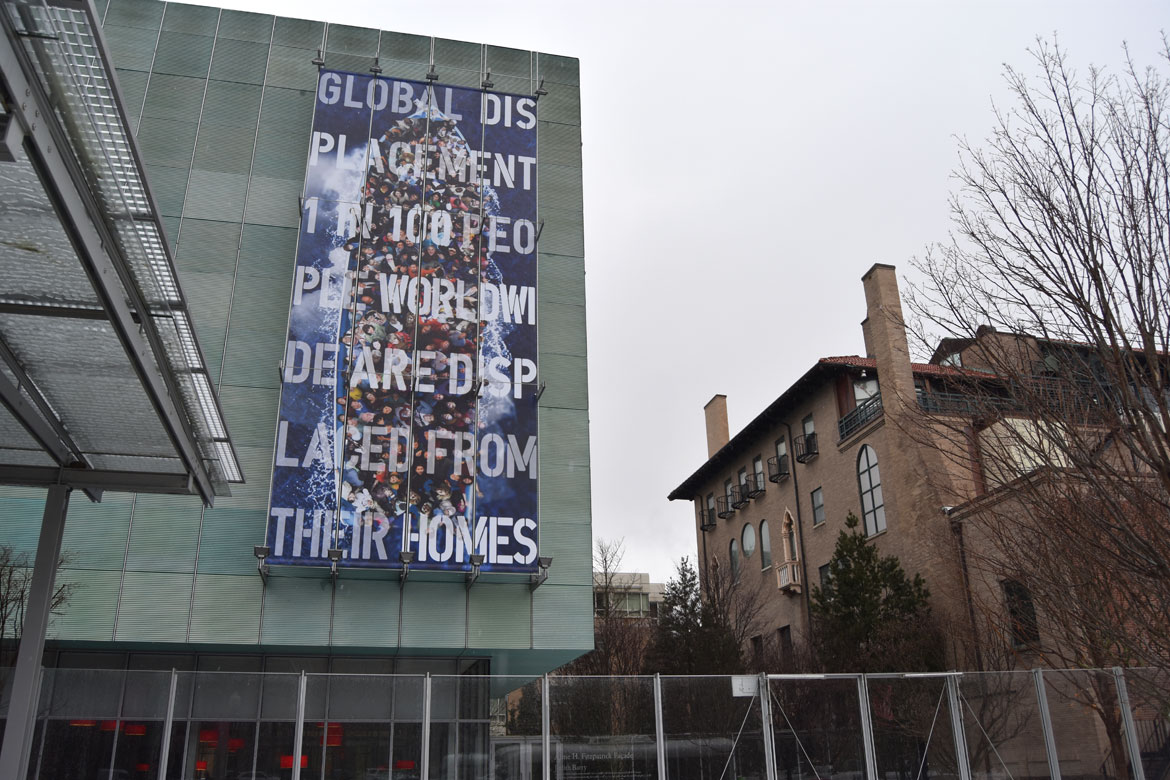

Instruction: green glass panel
[257,86,314,127]
[537,302,586,357]
[538,164,582,213]
[136,115,197,169]
[331,580,400,647]
[538,463,591,524]
[531,584,592,649]
[48,569,121,641]
[161,3,218,35]
[433,38,479,71]
[178,269,232,377]
[538,407,589,466]
[272,16,323,49]
[265,44,322,90]
[183,170,249,222]
[190,574,261,643]
[142,164,189,218]
[537,121,581,168]
[251,132,310,180]
[535,207,584,256]
[212,446,275,510]
[152,31,214,78]
[379,31,429,63]
[192,123,257,173]
[200,80,263,127]
[538,252,584,306]
[217,9,274,43]
[175,220,241,276]
[400,582,465,648]
[208,38,270,85]
[537,53,579,86]
[260,576,331,645]
[324,23,378,55]
[468,584,531,649]
[125,494,202,573]
[115,68,149,122]
[60,497,134,570]
[535,85,579,125]
[536,353,587,410]
[217,385,279,449]
[104,0,164,31]
[243,176,302,228]
[140,73,206,122]
[485,45,529,77]
[238,224,297,279]
[114,572,193,643]
[196,507,268,575]
[103,24,158,71]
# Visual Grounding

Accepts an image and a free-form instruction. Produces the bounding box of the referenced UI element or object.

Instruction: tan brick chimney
[703,394,730,458]
[861,263,915,413]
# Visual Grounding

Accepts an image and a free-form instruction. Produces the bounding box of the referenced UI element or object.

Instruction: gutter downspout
[782,421,814,644]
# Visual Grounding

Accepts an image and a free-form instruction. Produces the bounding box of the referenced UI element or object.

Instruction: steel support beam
[0,464,194,494]
[0,483,70,780]
[653,674,667,780]
[0,16,216,506]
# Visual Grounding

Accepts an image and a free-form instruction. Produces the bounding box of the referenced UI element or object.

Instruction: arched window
[857,444,886,536]
[729,539,740,579]
[781,510,797,562]
[759,520,772,568]
[742,524,756,559]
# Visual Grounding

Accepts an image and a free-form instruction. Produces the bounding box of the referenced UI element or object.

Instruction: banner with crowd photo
[266,69,539,572]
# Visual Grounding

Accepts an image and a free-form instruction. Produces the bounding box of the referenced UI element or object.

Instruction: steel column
[292,671,307,780]
[0,483,71,780]
[542,673,551,780]
[759,673,778,780]
[157,669,179,780]
[857,674,879,780]
[1032,668,1062,780]
[421,673,432,780]
[653,673,667,780]
[1113,667,1147,780]
[946,675,972,780]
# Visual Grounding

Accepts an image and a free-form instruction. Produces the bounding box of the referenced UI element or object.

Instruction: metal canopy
[0,0,242,504]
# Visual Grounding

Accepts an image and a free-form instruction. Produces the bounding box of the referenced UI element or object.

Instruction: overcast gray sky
[179,0,1166,581]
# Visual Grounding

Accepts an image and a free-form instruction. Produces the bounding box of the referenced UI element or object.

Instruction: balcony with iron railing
[730,484,749,510]
[768,454,789,482]
[744,472,766,499]
[715,494,734,519]
[699,507,716,532]
[794,432,818,463]
[838,392,883,440]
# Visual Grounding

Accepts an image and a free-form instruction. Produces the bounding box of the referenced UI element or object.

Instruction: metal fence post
[157,669,179,780]
[857,674,879,780]
[421,673,432,780]
[759,674,777,780]
[654,674,667,780]
[946,675,972,780]
[542,674,551,780]
[1032,668,1062,780]
[1113,667,1146,780]
[292,671,307,780]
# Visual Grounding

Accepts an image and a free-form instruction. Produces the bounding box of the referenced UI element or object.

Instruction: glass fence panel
[661,675,766,780]
[429,675,494,780]
[190,671,263,720]
[1123,668,1170,780]
[34,718,117,779]
[485,676,544,780]
[548,676,657,780]
[122,669,174,718]
[1042,669,1130,780]
[769,676,865,780]
[867,675,959,780]
[46,668,126,717]
[957,671,1050,780]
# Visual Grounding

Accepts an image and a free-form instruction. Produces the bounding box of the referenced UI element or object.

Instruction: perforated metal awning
[0,0,242,505]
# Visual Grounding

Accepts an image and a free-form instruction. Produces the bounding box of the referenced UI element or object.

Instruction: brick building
[668,263,992,666]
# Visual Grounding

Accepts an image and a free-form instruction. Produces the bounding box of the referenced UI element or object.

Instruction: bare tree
[0,545,73,666]
[903,36,1170,776]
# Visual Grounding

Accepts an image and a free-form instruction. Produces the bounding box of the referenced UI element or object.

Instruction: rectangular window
[750,635,763,660]
[811,487,825,525]
[775,438,787,459]
[724,478,733,501]
[1003,580,1040,647]
[802,414,815,437]
[753,456,765,483]
[778,626,793,657]
[854,378,879,402]
[819,563,831,586]
[706,492,715,520]
[737,467,748,488]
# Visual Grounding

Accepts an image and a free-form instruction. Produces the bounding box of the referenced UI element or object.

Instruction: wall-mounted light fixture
[466,553,485,589]
[253,545,270,585]
[529,556,553,591]
[400,550,415,583]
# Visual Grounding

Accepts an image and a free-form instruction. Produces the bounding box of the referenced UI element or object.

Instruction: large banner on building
[266,70,539,572]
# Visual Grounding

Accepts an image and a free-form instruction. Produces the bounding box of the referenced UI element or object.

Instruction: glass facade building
[0,0,590,737]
